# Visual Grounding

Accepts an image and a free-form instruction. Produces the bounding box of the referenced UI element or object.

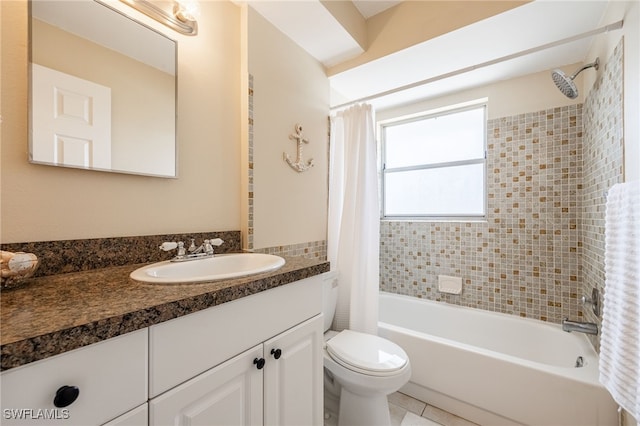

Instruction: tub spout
[562,318,598,335]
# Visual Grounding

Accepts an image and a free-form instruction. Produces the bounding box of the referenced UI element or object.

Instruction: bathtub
[378,292,618,426]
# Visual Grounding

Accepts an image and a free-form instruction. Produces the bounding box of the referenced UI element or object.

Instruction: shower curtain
[328,103,379,334]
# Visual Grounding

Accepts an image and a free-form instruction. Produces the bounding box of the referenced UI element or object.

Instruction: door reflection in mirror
[29,0,177,177]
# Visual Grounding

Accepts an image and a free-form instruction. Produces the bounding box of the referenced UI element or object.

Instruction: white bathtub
[378,292,618,426]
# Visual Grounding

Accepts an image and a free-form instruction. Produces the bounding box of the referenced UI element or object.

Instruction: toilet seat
[326,330,408,377]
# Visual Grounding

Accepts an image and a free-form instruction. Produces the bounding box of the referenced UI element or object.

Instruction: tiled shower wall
[581,40,624,344]
[380,105,584,323]
[380,39,624,325]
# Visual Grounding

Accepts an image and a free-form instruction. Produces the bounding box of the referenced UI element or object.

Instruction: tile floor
[388,392,479,426]
[324,391,479,426]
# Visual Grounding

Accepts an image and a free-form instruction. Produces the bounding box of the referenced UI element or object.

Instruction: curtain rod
[330,20,624,111]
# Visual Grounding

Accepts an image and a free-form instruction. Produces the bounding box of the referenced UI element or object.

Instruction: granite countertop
[0,256,329,371]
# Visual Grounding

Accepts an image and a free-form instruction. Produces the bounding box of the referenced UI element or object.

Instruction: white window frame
[380,103,488,221]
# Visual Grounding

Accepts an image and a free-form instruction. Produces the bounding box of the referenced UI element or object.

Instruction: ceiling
[351,1,401,19]
[248,1,623,111]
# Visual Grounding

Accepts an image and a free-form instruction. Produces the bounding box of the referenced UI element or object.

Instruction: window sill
[381,217,488,224]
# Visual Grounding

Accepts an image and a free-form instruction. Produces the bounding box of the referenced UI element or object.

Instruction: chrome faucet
[160,238,224,262]
[562,318,598,335]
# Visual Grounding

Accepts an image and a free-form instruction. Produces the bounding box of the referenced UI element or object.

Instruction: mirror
[29,0,177,178]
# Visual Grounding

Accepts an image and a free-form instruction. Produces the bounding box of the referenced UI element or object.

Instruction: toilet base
[324,368,341,425]
[338,388,392,426]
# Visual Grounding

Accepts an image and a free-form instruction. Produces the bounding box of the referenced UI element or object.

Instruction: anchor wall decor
[284,123,314,172]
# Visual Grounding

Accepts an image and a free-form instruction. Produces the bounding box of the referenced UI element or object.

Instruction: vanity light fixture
[119,0,199,35]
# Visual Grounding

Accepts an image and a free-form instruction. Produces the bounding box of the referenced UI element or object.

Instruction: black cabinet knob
[270,348,282,359]
[253,357,265,370]
[53,385,80,408]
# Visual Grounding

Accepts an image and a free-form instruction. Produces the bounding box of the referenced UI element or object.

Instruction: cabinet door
[150,345,263,426]
[102,403,147,426]
[263,315,323,426]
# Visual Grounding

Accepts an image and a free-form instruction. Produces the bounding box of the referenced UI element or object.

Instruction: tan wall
[1,0,241,243]
[246,7,329,250]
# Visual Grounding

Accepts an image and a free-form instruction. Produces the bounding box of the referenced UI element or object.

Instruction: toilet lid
[326,330,408,375]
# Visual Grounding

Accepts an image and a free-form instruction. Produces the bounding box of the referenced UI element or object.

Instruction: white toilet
[322,272,411,426]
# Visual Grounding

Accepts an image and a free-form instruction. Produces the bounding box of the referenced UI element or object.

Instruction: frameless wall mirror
[29,0,177,178]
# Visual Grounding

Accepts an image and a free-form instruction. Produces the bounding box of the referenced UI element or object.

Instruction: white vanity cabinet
[148,275,324,426]
[0,329,148,426]
[150,315,323,426]
[1,273,324,426]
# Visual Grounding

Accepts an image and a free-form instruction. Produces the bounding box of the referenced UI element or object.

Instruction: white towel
[600,180,640,421]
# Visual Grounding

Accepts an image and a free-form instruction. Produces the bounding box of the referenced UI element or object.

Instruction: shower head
[551,58,600,99]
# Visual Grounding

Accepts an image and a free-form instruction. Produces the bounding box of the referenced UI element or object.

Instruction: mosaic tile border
[247,74,255,250]
[254,240,327,260]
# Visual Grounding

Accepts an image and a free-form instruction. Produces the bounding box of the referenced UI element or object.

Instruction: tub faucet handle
[581,288,600,317]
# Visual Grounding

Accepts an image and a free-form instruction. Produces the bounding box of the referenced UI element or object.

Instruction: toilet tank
[322,271,338,332]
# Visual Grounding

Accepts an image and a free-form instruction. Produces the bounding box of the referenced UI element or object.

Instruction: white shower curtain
[328,103,379,334]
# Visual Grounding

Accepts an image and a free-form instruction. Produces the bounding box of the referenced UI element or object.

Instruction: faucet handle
[160,241,186,258]
[210,238,224,247]
[159,242,178,251]
[203,240,213,255]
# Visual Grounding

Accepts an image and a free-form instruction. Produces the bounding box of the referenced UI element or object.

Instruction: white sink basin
[130,253,285,284]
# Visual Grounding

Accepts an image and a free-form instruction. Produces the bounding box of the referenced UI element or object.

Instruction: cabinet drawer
[150,275,322,397]
[1,329,148,426]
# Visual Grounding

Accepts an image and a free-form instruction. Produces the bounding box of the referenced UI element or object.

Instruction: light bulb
[174,0,200,22]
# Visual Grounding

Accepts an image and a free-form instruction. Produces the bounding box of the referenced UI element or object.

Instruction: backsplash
[380,39,624,326]
[1,231,241,278]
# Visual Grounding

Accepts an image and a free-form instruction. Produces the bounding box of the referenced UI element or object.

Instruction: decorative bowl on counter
[1,251,39,290]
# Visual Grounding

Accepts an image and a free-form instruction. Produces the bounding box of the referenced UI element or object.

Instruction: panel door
[149,345,263,426]
[102,403,147,426]
[31,63,111,169]
[263,315,324,426]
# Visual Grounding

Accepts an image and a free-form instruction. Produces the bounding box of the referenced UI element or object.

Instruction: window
[381,104,487,219]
